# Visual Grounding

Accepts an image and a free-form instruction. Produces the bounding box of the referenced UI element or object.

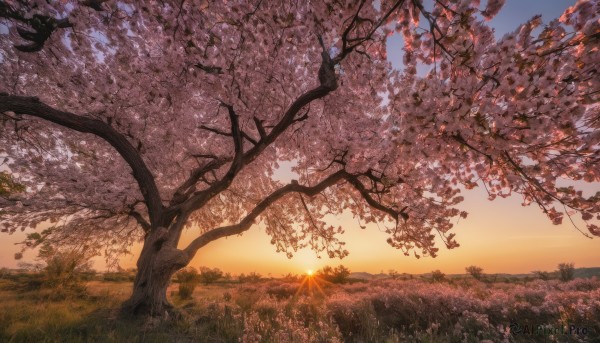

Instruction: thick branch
[169,157,231,207]
[174,83,336,215]
[222,103,244,186]
[168,35,344,215]
[199,124,258,145]
[0,95,164,227]
[0,3,73,52]
[194,62,223,74]
[129,210,152,232]
[345,174,409,221]
[183,169,409,258]
[183,170,347,258]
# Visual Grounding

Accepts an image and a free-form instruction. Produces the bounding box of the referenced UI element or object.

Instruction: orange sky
[2,167,597,276]
[179,182,600,276]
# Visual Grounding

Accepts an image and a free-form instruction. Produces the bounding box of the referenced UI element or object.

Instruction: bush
[102,271,135,282]
[431,270,445,282]
[265,281,298,300]
[34,244,95,294]
[0,267,10,279]
[558,263,575,282]
[176,267,199,299]
[465,266,484,280]
[532,270,552,281]
[178,282,196,299]
[317,265,351,284]
[238,272,262,283]
[199,267,223,284]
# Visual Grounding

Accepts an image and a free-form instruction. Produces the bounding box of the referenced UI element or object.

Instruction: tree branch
[199,124,258,145]
[183,170,347,259]
[253,116,267,140]
[221,102,244,185]
[345,174,409,221]
[182,169,409,259]
[129,210,152,232]
[174,81,337,215]
[0,2,73,52]
[333,0,406,64]
[0,94,164,227]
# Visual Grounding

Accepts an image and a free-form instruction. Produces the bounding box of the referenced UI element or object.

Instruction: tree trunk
[121,227,190,318]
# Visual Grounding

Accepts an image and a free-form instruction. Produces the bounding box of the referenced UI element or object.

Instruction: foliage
[175,267,199,299]
[102,270,136,282]
[239,272,263,284]
[1,276,600,342]
[317,265,351,284]
[532,270,552,281]
[281,273,301,282]
[558,263,575,282]
[466,265,484,280]
[265,281,299,300]
[199,266,224,285]
[0,172,24,198]
[430,270,446,283]
[28,243,95,296]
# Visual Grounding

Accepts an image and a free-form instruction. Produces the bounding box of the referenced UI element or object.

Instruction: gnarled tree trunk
[121,227,190,317]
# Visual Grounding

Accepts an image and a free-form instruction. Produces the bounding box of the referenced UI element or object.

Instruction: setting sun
[306,269,314,276]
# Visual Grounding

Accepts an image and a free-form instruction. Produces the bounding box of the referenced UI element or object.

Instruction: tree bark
[121,227,189,317]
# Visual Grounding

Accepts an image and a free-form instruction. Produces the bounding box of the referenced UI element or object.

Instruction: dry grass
[0,277,599,342]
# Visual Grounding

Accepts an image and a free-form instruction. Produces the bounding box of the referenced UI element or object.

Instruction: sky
[2,0,598,276]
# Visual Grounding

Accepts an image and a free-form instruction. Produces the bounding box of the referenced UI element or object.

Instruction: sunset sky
[1,0,598,276]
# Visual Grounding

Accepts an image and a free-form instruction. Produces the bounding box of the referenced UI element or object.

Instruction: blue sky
[387,0,577,70]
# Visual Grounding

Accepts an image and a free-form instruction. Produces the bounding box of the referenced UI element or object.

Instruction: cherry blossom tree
[0,0,598,317]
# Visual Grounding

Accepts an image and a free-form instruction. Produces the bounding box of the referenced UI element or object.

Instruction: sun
[306,269,314,276]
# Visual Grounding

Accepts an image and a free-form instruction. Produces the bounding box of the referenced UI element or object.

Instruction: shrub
[238,272,262,283]
[265,281,298,300]
[178,282,196,299]
[0,267,10,279]
[532,270,552,280]
[176,267,199,299]
[431,270,445,282]
[199,266,223,284]
[102,271,135,282]
[465,266,484,281]
[317,265,351,284]
[36,243,95,295]
[558,263,575,282]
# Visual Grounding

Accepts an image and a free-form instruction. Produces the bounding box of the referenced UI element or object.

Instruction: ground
[0,273,598,342]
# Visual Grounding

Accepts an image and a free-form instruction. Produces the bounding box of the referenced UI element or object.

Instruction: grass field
[0,273,599,342]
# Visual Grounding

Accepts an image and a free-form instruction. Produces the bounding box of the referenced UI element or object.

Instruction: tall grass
[0,274,598,342]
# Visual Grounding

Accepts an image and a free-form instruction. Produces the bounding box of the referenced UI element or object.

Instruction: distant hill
[574,267,600,279]
[349,272,388,280]
[349,267,600,280]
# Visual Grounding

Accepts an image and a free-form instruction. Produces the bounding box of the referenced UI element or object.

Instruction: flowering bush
[147,276,600,341]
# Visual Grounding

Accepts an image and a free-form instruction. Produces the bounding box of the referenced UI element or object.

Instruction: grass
[0,276,598,342]
[0,277,246,343]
